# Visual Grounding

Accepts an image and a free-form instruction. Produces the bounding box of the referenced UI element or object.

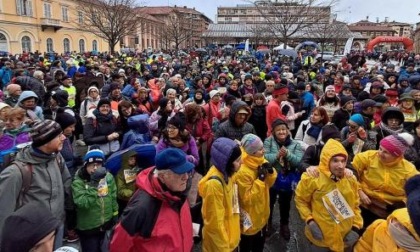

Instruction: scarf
[380,121,404,135]
[388,219,420,251]
[93,109,114,122]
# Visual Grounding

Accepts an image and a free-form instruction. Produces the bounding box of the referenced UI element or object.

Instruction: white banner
[343,37,354,55]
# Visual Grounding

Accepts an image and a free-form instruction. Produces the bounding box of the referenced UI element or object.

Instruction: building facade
[414,22,420,53]
[0,0,112,54]
[135,6,212,50]
[216,1,331,25]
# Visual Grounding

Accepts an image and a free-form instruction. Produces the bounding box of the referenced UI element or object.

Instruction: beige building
[414,22,420,53]
[0,0,112,54]
[135,6,212,50]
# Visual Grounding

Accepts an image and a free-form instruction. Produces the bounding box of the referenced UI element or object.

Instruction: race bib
[240,209,253,232]
[232,183,240,214]
[124,169,137,184]
[97,178,109,197]
[322,188,355,224]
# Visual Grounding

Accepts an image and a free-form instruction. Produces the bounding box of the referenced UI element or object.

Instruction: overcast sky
[143,0,419,25]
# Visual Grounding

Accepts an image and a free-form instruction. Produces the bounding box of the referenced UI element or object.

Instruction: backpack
[3,148,65,209]
[190,175,223,243]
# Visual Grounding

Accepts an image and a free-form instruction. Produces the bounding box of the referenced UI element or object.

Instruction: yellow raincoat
[198,166,240,252]
[235,148,277,235]
[355,208,420,252]
[295,139,363,252]
[352,150,419,205]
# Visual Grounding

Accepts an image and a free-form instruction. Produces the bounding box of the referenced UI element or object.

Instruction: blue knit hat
[84,149,105,165]
[241,134,263,155]
[349,113,365,126]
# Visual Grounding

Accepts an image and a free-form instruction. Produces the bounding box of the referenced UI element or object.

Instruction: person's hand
[344,168,354,178]
[306,166,319,177]
[90,166,107,187]
[107,132,119,141]
[187,155,196,164]
[359,190,371,205]
[298,110,306,117]
[348,133,357,143]
[308,220,323,240]
[278,146,288,158]
[261,162,274,174]
[358,128,367,140]
[344,230,359,247]
[258,166,267,181]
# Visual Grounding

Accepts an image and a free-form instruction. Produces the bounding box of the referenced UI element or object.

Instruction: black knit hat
[31,119,62,147]
[159,97,169,109]
[109,83,120,92]
[52,90,69,107]
[339,95,355,107]
[167,113,186,131]
[321,124,341,142]
[1,202,60,252]
[271,118,288,130]
[97,98,111,108]
[55,109,76,130]
[381,107,404,124]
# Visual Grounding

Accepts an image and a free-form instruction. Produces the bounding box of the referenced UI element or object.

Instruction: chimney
[184,6,187,8]
[366,16,369,21]
[385,17,389,23]
[376,17,379,23]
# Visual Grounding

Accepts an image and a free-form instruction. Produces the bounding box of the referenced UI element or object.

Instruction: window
[78,11,83,24]
[46,38,53,52]
[63,38,70,53]
[21,36,31,52]
[92,40,97,51]
[43,2,51,18]
[61,6,68,22]
[16,0,33,16]
[79,39,85,53]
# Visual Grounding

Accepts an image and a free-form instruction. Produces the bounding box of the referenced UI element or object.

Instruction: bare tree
[307,20,351,53]
[248,24,271,48]
[247,0,338,49]
[77,0,139,54]
[161,8,194,52]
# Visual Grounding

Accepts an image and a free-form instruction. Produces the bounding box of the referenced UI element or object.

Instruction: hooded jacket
[72,168,118,231]
[116,150,139,201]
[198,138,241,251]
[352,150,419,206]
[0,146,71,241]
[354,208,420,252]
[295,139,363,252]
[14,76,45,107]
[16,91,44,121]
[235,147,277,235]
[110,167,193,252]
[215,101,256,141]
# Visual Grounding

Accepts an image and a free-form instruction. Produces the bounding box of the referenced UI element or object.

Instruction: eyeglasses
[348,123,359,129]
[167,125,178,130]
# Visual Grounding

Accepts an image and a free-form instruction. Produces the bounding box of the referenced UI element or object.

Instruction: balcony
[41,18,63,32]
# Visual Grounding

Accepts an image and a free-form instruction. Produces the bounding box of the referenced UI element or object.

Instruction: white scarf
[388,219,420,252]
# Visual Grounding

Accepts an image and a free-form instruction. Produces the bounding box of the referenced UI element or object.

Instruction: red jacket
[110,168,193,252]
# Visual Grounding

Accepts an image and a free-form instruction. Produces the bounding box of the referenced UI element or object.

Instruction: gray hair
[33,70,44,79]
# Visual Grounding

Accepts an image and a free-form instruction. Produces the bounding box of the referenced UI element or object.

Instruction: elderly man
[0,120,72,249]
[110,148,194,252]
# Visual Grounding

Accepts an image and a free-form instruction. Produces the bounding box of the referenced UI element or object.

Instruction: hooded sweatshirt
[295,139,363,252]
[215,101,256,141]
[16,91,44,121]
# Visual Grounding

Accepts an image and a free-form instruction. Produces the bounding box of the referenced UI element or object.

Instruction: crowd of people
[0,48,420,252]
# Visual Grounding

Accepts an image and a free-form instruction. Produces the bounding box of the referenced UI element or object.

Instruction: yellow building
[0,0,114,54]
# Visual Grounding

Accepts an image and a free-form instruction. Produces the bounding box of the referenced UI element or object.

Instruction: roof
[137,12,164,23]
[203,23,353,39]
[136,6,212,23]
[348,25,396,32]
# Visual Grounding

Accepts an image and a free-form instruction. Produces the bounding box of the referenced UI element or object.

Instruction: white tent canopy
[273,44,294,50]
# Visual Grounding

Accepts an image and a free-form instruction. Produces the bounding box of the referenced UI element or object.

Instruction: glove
[308,220,323,240]
[187,155,196,164]
[90,166,107,184]
[261,162,274,174]
[258,166,267,181]
[344,230,359,247]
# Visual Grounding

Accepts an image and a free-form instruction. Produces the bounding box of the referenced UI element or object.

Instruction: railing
[41,18,61,26]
